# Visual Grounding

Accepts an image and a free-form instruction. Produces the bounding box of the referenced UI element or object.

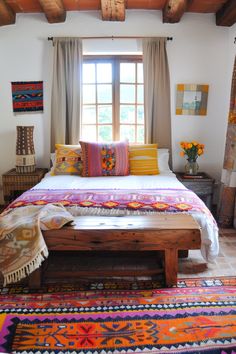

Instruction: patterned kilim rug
[1,277,236,353]
[2,276,236,294]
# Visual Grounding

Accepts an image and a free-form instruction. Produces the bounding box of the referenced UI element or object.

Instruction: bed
[0,167,219,287]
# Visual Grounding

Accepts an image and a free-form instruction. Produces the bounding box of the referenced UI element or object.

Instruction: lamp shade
[16,126,36,173]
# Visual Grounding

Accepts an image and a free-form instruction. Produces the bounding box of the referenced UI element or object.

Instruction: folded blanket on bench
[0,204,74,286]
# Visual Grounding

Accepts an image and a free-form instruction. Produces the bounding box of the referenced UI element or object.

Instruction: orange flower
[198,149,203,155]
[179,141,204,161]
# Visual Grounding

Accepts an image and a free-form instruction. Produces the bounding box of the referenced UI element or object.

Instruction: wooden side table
[2,168,48,204]
[175,172,215,210]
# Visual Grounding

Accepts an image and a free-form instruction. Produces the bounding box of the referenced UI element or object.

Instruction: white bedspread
[33,172,219,263]
[36,171,186,190]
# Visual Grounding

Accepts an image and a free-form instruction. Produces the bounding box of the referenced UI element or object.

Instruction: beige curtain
[218,56,236,228]
[51,38,83,151]
[142,38,171,150]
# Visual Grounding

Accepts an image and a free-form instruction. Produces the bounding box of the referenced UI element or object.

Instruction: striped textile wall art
[11,81,43,112]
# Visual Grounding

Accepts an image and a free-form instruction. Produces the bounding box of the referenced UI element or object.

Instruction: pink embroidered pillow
[79,141,129,177]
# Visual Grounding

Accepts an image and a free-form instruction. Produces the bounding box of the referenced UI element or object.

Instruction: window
[82,56,144,143]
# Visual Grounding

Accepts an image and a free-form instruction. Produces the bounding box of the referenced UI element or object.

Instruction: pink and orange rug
[1,278,236,353]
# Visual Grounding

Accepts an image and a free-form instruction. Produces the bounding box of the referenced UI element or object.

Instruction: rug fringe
[3,246,48,287]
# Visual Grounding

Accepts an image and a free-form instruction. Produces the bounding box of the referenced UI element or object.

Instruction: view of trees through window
[82,56,144,143]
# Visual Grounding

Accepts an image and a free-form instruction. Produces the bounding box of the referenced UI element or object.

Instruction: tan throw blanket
[0,203,74,286]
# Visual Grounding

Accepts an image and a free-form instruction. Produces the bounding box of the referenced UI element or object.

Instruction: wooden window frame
[82,55,144,143]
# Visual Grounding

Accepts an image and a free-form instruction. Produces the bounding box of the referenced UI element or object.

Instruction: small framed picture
[176,84,209,116]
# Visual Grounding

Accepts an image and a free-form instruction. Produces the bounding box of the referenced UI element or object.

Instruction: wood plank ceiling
[0,0,235,27]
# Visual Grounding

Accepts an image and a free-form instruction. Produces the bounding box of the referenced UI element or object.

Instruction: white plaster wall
[169,20,230,177]
[0,10,233,204]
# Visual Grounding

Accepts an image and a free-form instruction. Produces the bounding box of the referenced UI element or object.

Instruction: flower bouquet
[179,141,204,175]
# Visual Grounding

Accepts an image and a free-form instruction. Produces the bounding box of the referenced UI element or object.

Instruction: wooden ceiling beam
[38,0,66,23]
[101,0,125,21]
[163,0,188,23]
[0,0,15,26]
[216,0,236,27]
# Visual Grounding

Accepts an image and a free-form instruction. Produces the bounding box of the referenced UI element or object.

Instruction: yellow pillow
[129,144,159,175]
[52,144,82,175]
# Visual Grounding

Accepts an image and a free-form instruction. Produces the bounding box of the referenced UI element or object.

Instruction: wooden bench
[29,214,201,288]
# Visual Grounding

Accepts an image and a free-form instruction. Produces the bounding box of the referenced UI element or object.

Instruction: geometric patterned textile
[218,56,236,228]
[1,282,236,353]
[0,204,74,286]
[1,277,236,294]
[8,187,213,215]
[11,81,43,112]
[228,56,236,125]
[80,140,129,177]
[52,144,83,175]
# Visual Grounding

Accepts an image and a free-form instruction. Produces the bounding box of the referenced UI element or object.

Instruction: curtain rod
[48,36,173,41]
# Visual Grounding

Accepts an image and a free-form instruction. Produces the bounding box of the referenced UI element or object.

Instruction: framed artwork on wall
[176,84,209,116]
[11,81,43,113]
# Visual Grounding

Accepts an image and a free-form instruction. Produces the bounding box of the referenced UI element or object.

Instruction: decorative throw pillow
[79,141,129,177]
[52,144,82,175]
[129,144,159,175]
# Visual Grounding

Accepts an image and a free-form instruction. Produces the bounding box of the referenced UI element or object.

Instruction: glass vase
[185,160,199,175]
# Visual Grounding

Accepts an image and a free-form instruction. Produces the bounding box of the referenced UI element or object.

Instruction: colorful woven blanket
[0,203,73,286]
[9,188,212,215]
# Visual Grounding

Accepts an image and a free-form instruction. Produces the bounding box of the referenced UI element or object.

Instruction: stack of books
[183,174,204,179]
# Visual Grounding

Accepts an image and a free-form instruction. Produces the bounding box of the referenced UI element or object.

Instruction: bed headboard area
[50,143,172,177]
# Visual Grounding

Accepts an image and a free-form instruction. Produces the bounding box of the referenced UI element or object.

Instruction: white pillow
[50,152,55,167]
[158,148,171,172]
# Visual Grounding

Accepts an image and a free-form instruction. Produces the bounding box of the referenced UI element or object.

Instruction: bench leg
[28,267,42,289]
[164,249,178,287]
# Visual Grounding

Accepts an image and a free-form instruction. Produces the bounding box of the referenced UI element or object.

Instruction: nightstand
[175,172,214,210]
[2,168,48,204]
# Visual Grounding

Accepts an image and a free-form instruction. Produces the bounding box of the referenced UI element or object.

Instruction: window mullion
[113,58,120,141]
[95,63,98,141]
